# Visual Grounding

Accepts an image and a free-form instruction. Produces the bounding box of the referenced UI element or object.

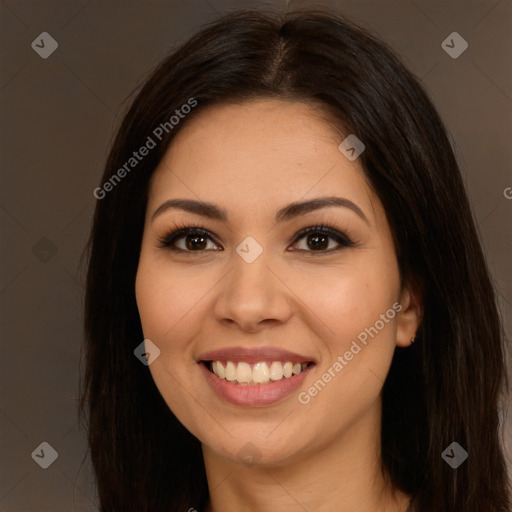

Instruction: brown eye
[305,233,330,250]
[291,226,354,253]
[184,233,208,250]
[158,228,221,252]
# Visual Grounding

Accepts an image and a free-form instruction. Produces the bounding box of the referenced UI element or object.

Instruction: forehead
[147,99,380,224]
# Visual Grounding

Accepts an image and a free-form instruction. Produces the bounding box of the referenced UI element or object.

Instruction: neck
[202,404,410,512]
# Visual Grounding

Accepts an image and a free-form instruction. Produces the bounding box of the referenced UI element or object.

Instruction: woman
[81,9,511,511]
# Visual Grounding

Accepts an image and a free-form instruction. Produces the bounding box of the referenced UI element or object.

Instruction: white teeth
[236,362,252,383]
[269,361,283,380]
[252,362,270,383]
[209,360,310,385]
[216,360,225,379]
[225,361,236,381]
[283,362,293,378]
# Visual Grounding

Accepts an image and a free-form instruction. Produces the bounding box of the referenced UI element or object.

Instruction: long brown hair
[80,9,511,511]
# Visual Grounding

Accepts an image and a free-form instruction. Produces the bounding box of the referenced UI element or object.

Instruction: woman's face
[135,99,418,468]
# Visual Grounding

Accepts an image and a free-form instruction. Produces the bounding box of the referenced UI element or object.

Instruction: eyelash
[157,220,356,255]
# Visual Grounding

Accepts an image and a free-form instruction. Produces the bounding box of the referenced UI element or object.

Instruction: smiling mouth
[202,360,315,386]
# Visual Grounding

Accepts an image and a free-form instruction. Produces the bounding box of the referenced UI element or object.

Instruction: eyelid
[157,223,219,249]
[290,225,354,249]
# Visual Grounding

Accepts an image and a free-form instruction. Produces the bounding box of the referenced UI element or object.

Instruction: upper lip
[197,346,316,364]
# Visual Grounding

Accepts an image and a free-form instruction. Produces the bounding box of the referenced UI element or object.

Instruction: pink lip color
[198,346,314,365]
[199,362,314,407]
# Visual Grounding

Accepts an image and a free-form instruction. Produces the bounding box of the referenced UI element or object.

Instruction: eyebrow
[151,196,369,225]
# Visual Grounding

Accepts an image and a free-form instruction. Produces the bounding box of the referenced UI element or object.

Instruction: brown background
[1,0,511,510]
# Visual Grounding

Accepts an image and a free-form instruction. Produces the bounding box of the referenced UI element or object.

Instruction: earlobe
[395,283,423,348]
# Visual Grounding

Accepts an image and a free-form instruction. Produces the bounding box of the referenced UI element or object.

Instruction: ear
[396,279,423,348]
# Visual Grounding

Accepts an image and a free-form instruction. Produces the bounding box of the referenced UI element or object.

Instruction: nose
[214,249,293,333]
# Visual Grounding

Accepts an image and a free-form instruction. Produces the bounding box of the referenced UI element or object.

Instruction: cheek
[296,269,400,426]
[135,258,183,355]
[136,252,199,334]
[293,261,400,354]
[134,257,211,431]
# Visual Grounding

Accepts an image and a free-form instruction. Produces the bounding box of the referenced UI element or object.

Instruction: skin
[135,99,422,511]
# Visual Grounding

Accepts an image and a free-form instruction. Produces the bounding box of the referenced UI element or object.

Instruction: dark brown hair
[80,9,511,511]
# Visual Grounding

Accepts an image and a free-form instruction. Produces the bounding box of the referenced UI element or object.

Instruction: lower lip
[199,362,313,407]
